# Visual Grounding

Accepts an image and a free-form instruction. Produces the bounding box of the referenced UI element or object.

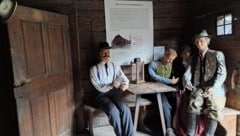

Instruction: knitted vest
[191,50,217,88]
[156,61,172,78]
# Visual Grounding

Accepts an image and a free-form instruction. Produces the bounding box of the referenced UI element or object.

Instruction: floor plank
[93,125,151,136]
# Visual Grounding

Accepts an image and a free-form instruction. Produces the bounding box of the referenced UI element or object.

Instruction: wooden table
[127,82,177,135]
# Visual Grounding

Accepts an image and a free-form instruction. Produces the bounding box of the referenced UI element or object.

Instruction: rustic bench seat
[217,107,240,136]
[83,92,152,136]
[222,107,240,116]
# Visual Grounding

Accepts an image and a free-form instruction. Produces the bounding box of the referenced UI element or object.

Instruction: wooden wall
[9,0,240,135]
[68,0,189,133]
[71,1,190,97]
[14,0,240,134]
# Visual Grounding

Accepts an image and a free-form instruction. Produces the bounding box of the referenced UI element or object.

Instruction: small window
[216,13,232,36]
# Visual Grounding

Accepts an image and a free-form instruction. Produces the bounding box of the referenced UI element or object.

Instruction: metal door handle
[14,79,31,88]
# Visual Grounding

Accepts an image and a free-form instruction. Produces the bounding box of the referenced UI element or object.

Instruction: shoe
[166,128,176,136]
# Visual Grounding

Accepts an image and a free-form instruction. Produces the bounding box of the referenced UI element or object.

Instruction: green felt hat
[196,30,212,38]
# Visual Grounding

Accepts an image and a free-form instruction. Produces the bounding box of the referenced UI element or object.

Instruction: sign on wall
[154,46,165,61]
[104,0,153,65]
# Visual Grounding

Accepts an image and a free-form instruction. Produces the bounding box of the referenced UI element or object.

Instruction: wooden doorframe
[68,7,86,133]
[0,23,20,136]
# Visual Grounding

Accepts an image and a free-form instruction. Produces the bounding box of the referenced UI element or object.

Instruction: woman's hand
[185,83,193,91]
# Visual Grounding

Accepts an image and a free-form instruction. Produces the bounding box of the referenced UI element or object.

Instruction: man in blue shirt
[183,30,227,136]
[148,48,179,136]
[90,42,134,136]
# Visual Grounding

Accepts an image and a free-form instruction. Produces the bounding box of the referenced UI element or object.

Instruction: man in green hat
[183,30,227,136]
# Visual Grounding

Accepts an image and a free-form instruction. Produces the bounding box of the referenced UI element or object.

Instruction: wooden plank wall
[73,0,189,96]
[69,0,189,133]
[16,0,240,134]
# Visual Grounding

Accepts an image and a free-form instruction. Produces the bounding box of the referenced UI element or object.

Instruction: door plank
[16,98,33,136]
[22,21,47,77]
[31,96,51,136]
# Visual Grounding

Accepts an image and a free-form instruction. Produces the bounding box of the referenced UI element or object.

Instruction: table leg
[133,94,141,135]
[156,93,166,135]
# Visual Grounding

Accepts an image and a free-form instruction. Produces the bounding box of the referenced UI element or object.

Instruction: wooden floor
[89,107,162,136]
[83,107,240,136]
[93,125,151,136]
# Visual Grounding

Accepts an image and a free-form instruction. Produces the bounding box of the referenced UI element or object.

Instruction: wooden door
[6,5,74,136]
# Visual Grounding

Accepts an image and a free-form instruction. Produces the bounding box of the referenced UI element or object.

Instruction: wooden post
[237,116,240,136]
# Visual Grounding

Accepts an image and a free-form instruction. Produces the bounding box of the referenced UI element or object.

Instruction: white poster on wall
[153,46,165,61]
[104,0,153,66]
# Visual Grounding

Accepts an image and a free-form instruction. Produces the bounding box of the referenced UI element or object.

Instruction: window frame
[216,11,234,37]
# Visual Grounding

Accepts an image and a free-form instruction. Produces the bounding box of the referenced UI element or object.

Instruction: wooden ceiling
[16,0,234,17]
[17,0,194,15]
[17,0,74,14]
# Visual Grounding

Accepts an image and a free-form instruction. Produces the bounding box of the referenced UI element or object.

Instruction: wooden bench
[83,92,152,136]
[217,107,240,136]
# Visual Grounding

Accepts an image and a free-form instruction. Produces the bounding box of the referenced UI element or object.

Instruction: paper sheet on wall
[153,46,165,61]
[104,0,153,66]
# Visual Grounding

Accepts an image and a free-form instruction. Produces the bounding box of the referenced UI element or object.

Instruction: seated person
[183,30,227,136]
[145,48,179,136]
[172,46,191,91]
[89,42,134,136]
[172,46,193,135]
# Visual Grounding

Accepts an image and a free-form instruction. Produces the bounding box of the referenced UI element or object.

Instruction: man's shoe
[166,128,176,136]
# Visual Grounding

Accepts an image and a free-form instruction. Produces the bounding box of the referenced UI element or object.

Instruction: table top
[128,82,177,94]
